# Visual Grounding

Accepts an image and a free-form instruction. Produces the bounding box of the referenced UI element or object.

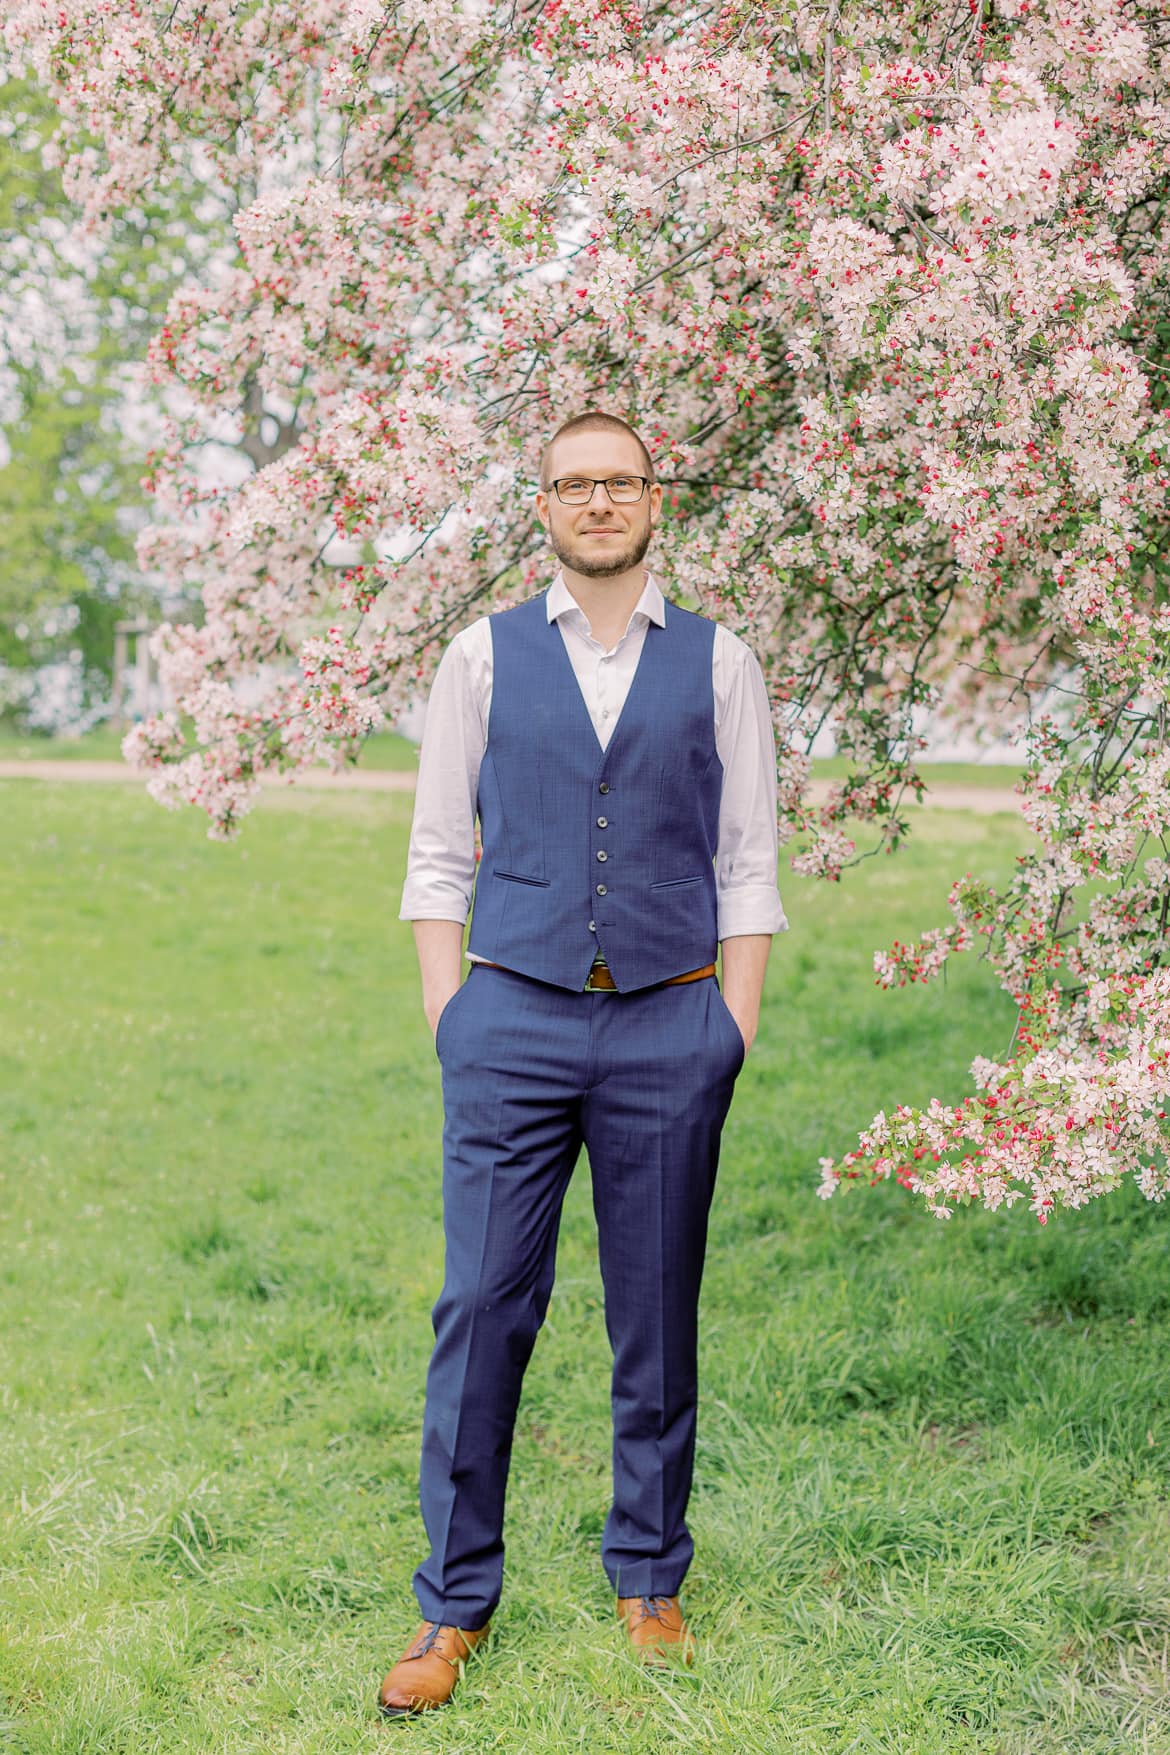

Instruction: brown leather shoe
[377,1619,490,1717]
[616,1594,695,1665]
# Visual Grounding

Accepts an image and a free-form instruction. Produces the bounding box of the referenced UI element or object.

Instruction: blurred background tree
[0,65,218,730]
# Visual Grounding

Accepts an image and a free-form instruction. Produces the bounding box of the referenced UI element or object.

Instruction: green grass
[0,724,421,770]
[0,724,1024,788]
[0,722,131,761]
[810,756,1024,789]
[2,783,1168,1754]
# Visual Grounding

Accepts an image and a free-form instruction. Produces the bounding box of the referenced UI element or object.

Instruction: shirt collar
[546,568,666,630]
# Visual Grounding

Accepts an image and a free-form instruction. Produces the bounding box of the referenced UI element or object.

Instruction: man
[380,410,788,1718]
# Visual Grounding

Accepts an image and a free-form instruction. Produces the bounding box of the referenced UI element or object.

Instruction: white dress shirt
[398,569,790,959]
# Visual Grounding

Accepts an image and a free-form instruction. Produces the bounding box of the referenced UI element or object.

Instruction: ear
[648,480,663,528]
[534,485,550,532]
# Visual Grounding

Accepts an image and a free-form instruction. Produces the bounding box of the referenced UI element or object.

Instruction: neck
[558,562,648,634]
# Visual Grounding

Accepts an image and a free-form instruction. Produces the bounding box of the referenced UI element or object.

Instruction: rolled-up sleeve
[398,623,489,923]
[713,627,790,940]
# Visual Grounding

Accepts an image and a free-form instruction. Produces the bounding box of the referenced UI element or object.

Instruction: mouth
[582,528,622,536]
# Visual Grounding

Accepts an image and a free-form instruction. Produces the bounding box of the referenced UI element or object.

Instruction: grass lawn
[0,725,423,772]
[2,782,1167,1754]
[809,756,1025,790]
[0,724,1024,789]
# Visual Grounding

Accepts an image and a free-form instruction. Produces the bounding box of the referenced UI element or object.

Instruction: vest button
[588,920,596,931]
[599,782,610,794]
[596,884,607,896]
[596,816,608,828]
[596,850,607,861]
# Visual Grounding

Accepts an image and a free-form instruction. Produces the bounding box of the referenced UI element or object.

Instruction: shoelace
[406,1622,447,1660]
[635,1595,677,1623]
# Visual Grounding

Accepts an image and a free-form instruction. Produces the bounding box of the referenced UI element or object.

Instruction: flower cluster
[299,626,386,740]
[10,0,1170,1215]
[819,971,1170,1224]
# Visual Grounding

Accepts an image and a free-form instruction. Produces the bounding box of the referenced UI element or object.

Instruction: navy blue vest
[465,588,722,992]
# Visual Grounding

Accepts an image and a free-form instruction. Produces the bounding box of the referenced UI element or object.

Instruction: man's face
[536,432,663,579]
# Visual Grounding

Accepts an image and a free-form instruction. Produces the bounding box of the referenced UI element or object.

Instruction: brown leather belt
[475,959,717,992]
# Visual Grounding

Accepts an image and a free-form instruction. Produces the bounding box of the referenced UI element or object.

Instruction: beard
[548,520,653,579]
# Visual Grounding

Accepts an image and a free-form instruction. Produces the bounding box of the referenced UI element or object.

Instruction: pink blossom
[11,0,1170,1215]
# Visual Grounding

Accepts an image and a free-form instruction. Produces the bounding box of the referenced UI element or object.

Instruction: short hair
[540,411,656,489]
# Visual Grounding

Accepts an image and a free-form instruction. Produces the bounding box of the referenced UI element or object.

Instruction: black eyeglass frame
[548,475,653,505]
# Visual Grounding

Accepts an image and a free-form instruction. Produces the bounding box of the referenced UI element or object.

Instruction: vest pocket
[492,869,552,887]
[649,874,703,889]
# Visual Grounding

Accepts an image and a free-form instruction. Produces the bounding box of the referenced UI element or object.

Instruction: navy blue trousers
[413,962,746,1627]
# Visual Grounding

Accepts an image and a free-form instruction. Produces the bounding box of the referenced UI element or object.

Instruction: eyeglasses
[549,475,651,505]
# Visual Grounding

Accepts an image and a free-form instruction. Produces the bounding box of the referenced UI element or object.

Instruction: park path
[0,758,1024,814]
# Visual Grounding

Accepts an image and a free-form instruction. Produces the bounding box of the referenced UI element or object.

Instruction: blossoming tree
[9,0,1170,1220]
